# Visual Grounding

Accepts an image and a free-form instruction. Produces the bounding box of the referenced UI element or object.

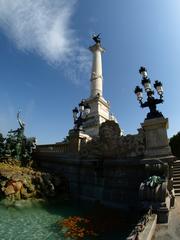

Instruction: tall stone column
[89,43,105,98]
[82,40,119,137]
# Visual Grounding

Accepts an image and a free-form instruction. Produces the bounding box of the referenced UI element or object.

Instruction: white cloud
[0,0,91,83]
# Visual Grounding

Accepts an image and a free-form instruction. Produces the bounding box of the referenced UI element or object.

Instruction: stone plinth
[68,129,92,153]
[141,117,171,158]
[83,96,110,137]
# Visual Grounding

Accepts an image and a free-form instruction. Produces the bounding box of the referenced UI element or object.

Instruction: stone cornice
[85,96,110,108]
[89,43,105,53]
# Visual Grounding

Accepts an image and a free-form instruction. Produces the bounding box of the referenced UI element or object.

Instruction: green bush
[170,132,180,158]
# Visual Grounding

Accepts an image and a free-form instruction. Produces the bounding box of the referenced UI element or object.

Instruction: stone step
[174,167,180,170]
[173,172,180,176]
[173,176,180,180]
[173,180,180,184]
[174,162,180,164]
[173,175,180,178]
[173,179,180,184]
[173,165,180,168]
[173,173,180,176]
[173,166,180,169]
[174,188,180,193]
[174,183,180,186]
[173,163,180,166]
[173,168,180,171]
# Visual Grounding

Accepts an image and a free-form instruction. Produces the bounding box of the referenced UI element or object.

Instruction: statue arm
[17,111,24,128]
[155,98,164,105]
[141,101,149,108]
[9,129,18,133]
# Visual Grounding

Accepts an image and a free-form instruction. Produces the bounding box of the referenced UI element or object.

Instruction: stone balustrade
[37,143,70,154]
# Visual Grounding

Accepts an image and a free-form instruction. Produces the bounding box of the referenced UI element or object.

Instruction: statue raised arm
[17,111,25,129]
[16,111,25,141]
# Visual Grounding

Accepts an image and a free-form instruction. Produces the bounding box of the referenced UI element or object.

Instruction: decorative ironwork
[134,66,164,120]
[72,100,91,131]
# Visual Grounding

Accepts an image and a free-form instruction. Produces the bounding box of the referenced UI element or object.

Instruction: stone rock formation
[0,163,68,201]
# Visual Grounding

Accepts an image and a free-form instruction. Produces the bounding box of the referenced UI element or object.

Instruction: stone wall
[34,119,175,221]
[35,150,146,208]
[35,121,147,208]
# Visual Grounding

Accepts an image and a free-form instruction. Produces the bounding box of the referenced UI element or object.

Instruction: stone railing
[37,142,70,154]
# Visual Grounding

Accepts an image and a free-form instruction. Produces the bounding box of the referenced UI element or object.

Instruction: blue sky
[0,0,180,144]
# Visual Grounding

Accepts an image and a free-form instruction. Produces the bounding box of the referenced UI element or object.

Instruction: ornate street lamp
[134,66,164,120]
[154,80,163,98]
[139,67,152,92]
[72,99,91,131]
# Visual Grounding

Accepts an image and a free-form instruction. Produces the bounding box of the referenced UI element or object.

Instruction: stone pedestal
[141,117,171,158]
[157,204,170,224]
[68,130,92,153]
[83,96,110,136]
[140,117,175,223]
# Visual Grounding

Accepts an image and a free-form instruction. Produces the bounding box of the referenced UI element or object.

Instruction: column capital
[89,43,105,53]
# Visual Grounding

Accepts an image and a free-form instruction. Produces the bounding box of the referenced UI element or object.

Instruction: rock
[12,181,23,192]
[4,185,15,195]
[0,163,68,201]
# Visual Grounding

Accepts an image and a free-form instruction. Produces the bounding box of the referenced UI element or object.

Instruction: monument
[82,34,119,137]
[36,40,176,226]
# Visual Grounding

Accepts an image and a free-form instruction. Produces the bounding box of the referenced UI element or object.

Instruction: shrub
[170,132,180,158]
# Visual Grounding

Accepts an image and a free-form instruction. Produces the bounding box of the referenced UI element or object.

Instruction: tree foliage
[169,132,180,158]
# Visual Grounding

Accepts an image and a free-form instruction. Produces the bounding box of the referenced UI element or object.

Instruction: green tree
[0,133,5,157]
[170,132,180,158]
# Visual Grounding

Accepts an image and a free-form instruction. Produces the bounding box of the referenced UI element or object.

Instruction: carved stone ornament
[80,120,145,159]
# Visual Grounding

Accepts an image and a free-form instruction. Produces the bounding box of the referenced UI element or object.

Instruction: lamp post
[72,99,91,131]
[134,66,164,120]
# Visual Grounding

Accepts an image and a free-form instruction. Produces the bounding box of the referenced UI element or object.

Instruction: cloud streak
[0,0,91,84]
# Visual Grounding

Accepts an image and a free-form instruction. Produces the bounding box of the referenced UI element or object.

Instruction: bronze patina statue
[92,33,101,44]
[17,111,25,140]
[0,111,36,166]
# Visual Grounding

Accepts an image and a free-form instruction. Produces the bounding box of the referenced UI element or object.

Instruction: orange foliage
[58,216,97,239]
